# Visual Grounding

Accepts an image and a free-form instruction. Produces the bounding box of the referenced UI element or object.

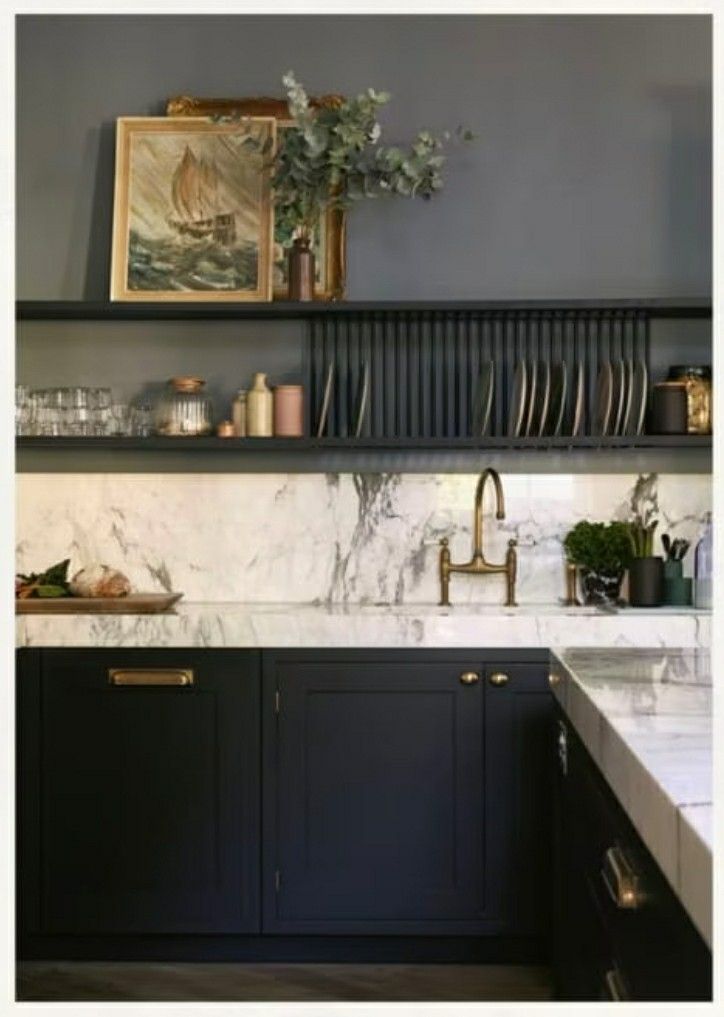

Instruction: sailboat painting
[111,117,275,301]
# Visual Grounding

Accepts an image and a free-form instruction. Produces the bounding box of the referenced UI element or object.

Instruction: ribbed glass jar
[156,377,213,436]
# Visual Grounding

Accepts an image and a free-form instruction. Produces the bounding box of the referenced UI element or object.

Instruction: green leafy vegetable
[16,558,71,598]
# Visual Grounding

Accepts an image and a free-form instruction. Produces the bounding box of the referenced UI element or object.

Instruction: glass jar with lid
[156,377,213,436]
[667,366,712,434]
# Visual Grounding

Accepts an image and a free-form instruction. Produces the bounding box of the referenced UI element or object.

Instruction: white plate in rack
[571,362,585,437]
[472,361,495,437]
[631,359,648,435]
[507,361,528,438]
[316,362,335,437]
[593,362,613,437]
[548,362,568,437]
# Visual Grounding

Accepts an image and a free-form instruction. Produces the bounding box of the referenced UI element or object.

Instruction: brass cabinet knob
[459,671,480,685]
[489,672,510,686]
[548,672,561,687]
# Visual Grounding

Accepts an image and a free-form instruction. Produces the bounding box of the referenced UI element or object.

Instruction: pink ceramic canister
[273,385,304,437]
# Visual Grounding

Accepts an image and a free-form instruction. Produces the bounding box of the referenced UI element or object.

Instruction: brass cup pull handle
[108,668,194,687]
[489,672,510,686]
[459,672,480,685]
[601,845,647,910]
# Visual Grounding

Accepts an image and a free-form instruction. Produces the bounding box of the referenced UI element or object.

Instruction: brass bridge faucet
[439,468,518,607]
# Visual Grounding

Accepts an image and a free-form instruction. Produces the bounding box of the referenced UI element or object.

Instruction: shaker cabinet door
[263,652,492,935]
[18,648,260,936]
[482,663,554,935]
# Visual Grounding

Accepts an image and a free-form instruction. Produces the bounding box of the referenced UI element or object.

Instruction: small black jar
[628,557,664,607]
[651,382,688,435]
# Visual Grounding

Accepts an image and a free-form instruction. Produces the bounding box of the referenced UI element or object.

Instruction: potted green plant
[563,521,633,605]
[272,72,472,299]
[626,513,663,607]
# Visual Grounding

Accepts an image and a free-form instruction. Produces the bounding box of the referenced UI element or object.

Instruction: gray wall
[17,14,711,300]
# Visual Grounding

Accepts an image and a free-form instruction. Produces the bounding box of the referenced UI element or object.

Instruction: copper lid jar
[156,377,213,436]
[667,365,712,434]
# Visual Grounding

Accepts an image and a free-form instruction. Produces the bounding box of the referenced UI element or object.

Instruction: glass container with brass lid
[156,377,213,436]
[667,365,712,434]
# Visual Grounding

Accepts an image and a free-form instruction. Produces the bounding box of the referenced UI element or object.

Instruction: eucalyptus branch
[271,72,473,238]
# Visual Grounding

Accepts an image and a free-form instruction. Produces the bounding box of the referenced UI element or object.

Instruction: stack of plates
[506,358,647,438]
[315,362,370,438]
[506,360,575,438]
[592,359,648,437]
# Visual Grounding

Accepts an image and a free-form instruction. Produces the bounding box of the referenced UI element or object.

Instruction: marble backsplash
[16,473,711,605]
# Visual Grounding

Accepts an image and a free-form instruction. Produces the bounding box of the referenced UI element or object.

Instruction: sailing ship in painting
[167,146,237,246]
[117,119,273,298]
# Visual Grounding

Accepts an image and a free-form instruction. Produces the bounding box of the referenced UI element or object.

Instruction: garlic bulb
[70,565,131,598]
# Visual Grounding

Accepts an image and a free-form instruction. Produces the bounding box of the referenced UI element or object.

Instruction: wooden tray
[16,593,183,614]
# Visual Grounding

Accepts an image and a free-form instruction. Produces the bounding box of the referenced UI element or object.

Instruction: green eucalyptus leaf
[36,584,69,598]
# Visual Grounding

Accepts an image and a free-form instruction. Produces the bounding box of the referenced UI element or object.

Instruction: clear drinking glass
[89,388,112,435]
[130,404,154,437]
[107,403,132,436]
[15,386,32,435]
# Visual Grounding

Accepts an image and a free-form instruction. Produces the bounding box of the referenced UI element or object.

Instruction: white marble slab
[15,602,711,649]
[550,647,712,946]
[16,472,711,605]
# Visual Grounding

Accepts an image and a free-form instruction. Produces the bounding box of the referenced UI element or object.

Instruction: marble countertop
[15,602,711,649]
[550,647,711,947]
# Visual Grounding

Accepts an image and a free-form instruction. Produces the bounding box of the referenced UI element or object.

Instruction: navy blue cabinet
[262,651,551,936]
[17,648,261,936]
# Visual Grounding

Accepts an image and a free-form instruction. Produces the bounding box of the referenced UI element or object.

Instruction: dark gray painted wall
[17,14,711,300]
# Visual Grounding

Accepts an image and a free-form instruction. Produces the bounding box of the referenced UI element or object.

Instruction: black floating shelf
[16,435,712,452]
[16,298,713,321]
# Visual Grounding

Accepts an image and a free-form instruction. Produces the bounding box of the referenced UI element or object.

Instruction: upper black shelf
[16,298,713,321]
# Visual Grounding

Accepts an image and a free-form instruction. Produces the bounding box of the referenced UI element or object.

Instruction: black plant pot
[579,568,624,606]
[628,557,664,607]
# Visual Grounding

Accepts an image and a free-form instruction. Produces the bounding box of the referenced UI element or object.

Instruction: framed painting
[167,96,347,301]
[110,116,276,301]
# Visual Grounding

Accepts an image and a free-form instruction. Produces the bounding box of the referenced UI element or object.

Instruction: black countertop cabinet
[551,706,711,1002]
[17,648,261,939]
[263,651,552,936]
[17,647,551,959]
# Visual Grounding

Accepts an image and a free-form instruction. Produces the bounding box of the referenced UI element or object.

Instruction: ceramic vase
[246,373,273,437]
[628,557,664,607]
[288,237,315,301]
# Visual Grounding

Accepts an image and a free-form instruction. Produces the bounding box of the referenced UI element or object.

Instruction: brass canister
[667,365,712,434]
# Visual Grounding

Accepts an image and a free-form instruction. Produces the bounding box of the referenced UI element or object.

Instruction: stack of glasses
[15,387,154,437]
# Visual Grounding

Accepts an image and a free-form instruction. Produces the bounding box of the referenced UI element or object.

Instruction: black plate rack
[307,307,653,440]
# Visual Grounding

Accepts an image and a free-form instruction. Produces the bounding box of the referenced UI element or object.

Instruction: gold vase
[246,373,273,437]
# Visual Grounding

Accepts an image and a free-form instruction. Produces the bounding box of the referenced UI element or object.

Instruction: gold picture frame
[167,95,347,301]
[110,116,276,301]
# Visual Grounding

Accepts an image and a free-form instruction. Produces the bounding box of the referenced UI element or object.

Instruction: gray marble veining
[16,472,711,605]
[550,647,712,946]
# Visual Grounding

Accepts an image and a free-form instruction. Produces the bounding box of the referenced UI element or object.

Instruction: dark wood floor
[17,962,553,1002]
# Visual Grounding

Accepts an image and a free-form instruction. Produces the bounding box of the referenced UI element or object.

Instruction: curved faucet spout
[473,468,505,560]
[439,467,517,607]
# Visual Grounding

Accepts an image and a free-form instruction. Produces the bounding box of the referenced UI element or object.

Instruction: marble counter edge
[15,603,711,649]
[549,648,712,948]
